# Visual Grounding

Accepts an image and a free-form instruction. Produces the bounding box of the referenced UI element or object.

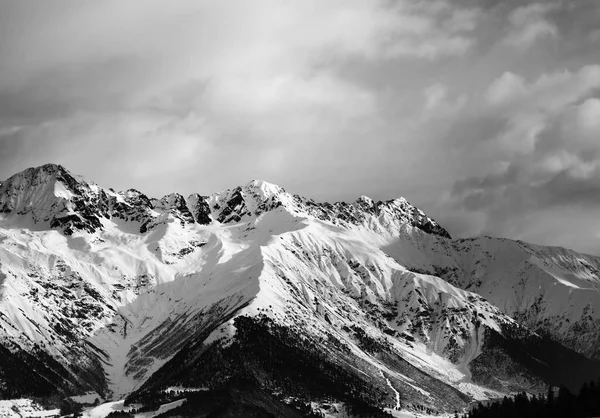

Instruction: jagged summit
[0,164,450,238]
[17,162,69,175]
[356,195,374,205]
[0,163,78,190]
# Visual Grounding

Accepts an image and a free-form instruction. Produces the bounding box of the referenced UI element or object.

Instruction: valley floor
[0,397,455,418]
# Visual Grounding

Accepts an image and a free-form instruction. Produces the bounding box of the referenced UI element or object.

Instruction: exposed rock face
[187,193,211,225]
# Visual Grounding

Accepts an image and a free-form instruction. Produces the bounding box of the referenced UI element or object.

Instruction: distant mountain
[384,235,600,360]
[1,163,599,416]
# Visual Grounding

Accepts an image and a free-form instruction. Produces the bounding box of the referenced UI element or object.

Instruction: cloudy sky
[1,0,600,254]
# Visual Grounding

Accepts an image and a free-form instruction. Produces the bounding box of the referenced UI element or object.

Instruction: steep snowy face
[114,209,509,412]
[0,213,261,399]
[252,218,510,367]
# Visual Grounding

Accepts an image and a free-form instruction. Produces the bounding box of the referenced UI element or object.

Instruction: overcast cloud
[1,0,600,254]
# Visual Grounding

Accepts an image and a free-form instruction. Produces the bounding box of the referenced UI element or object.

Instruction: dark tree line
[462,380,600,418]
[125,314,399,417]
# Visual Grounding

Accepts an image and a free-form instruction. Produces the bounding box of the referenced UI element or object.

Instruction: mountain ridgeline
[1,163,600,416]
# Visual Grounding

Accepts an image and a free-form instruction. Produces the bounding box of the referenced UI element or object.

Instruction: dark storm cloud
[0,0,484,191]
[447,76,600,253]
[453,162,600,215]
[1,0,600,254]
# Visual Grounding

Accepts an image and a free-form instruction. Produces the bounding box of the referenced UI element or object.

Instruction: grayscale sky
[1,0,600,254]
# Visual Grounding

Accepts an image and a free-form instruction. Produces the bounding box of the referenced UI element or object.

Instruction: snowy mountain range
[1,163,600,416]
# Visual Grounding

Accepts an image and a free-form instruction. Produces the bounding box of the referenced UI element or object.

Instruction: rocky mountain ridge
[0,164,450,239]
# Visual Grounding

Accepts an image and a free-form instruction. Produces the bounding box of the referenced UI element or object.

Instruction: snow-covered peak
[0,165,154,234]
[207,180,293,224]
[0,163,79,196]
[356,195,375,207]
[0,163,99,228]
[12,162,69,178]
[154,193,195,225]
[374,196,450,238]
[242,179,285,200]
[119,188,149,201]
